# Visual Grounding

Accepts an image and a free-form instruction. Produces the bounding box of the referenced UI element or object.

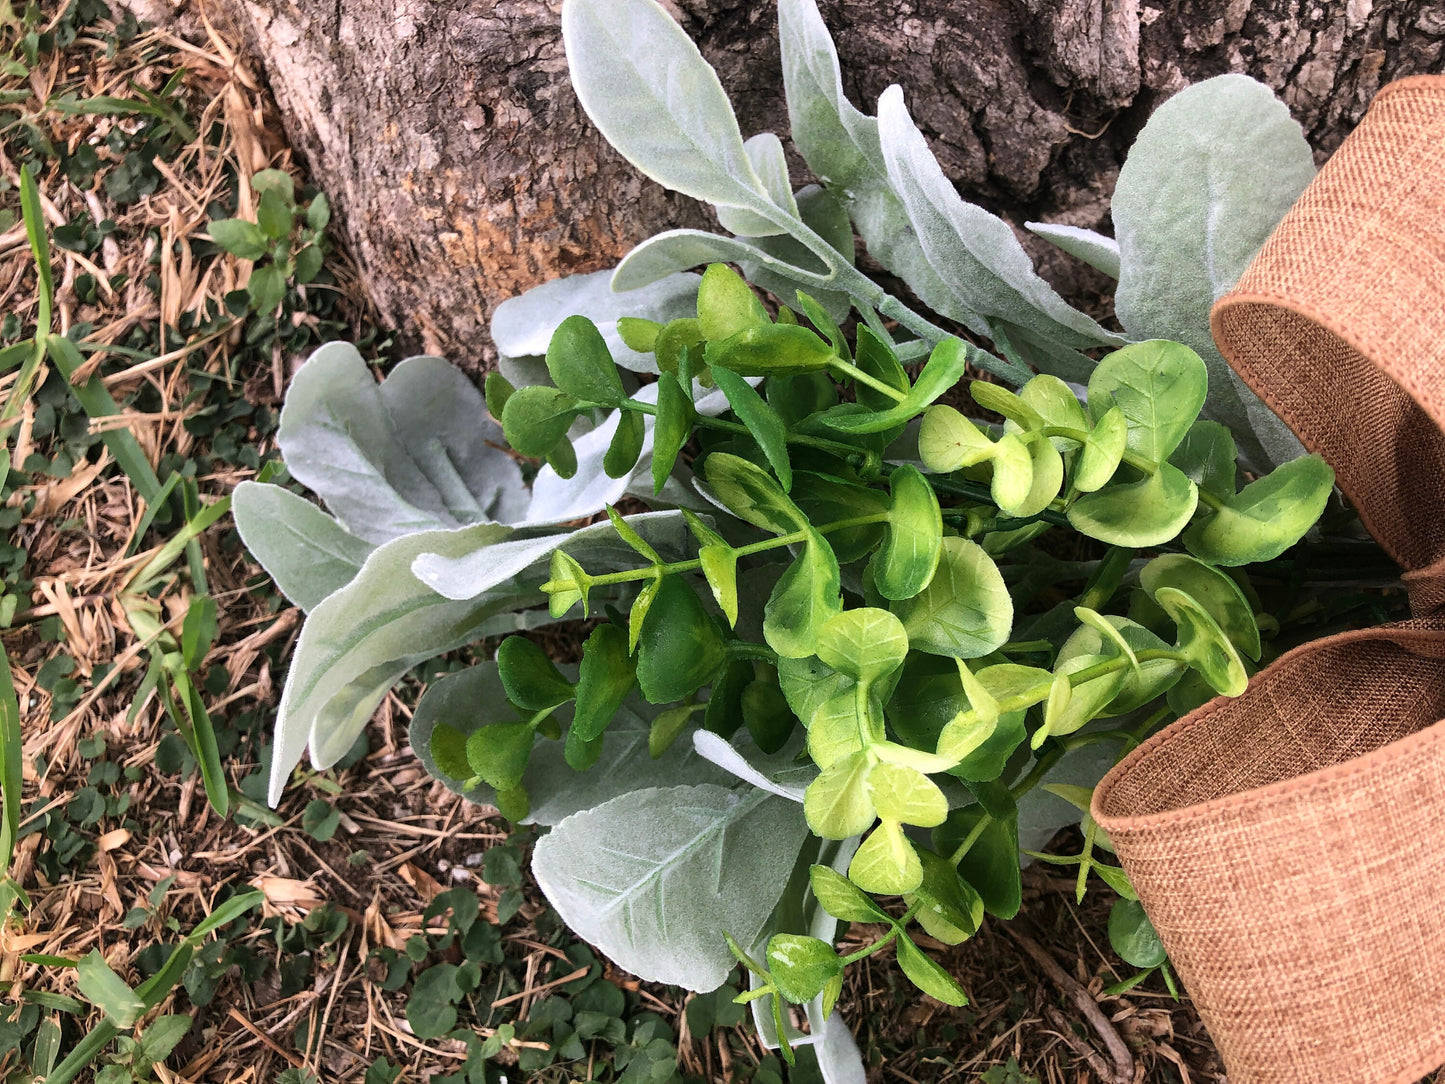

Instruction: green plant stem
[946,812,993,866]
[1195,488,1226,512]
[839,899,925,965]
[620,397,867,465]
[927,474,1072,530]
[1069,648,1182,688]
[997,639,1053,656]
[826,356,906,402]
[1078,546,1135,611]
[1010,746,1064,802]
[554,513,889,591]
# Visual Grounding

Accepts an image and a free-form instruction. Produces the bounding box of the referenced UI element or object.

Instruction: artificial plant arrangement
[233,0,1346,1076]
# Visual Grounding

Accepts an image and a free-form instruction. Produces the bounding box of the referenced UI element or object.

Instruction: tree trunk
[196,0,1444,365]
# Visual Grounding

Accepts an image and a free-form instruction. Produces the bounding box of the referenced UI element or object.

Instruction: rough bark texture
[188,0,1444,363]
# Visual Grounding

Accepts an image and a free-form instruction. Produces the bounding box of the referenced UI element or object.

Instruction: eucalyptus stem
[947,811,994,866]
[620,395,876,469]
[827,356,907,402]
[839,899,925,964]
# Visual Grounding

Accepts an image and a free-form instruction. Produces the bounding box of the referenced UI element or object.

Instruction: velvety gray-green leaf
[1025,222,1120,279]
[232,481,374,612]
[532,784,808,991]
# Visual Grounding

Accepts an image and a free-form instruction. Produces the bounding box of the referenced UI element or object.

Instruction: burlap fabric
[1091,75,1445,1084]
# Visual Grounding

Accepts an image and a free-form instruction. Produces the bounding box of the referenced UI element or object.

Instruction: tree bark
[195,0,1444,365]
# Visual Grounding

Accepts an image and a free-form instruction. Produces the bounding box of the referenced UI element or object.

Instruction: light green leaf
[1155,587,1248,696]
[1075,407,1127,493]
[503,385,580,459]
[429,724,472,781]
[917,405,994,473]
[699,546,739,629]
[1024,222,1120,279]
[1067,463,1198,547]
[1113,73,1315,471]
[278,345,528,544]
[815,608,908,683]
[705,322,836,377]
[1007,434,1064,519]
[894,934,967,1005]
[232,481,374,612]
[532,785,808,991]
[804,750,876,839]
[546,314,626,405]
[891,537,1011,659]
[1057,616,1182,716]
[697,264,771,340]
[767,934,843,1004]
[715,133,802,237]
[873,466,942,600]
[206,217,267,260]
[875,85,1119,357]
[1018,373,1090,433]
[1086,341,1208,464]
[808,864,890,924]
[466,720,534,791]
[867,762,946,828]
[711,366,792,491]
[910,848,985,942]
[704,452,809,535]
[561,0,771,214]
[256,187,292,240]
[136,1015,192,1064]
[1140,554,1260,660]
[971,381,1046,432]
[1169,419,1238,500]
[848,819,921,895]
[764,532,843,659]
[1182,454,1335,566]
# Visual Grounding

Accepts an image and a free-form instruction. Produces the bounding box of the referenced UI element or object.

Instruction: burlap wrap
[1091,75,1445,1084]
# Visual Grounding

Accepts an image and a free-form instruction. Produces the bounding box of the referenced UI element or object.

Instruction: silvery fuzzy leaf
[490,268,700,375]
[267,521,525,805]
[1015,736,1123,856]
[613,229,840,292]
[692,730,813,802]
[1025,222,1121,279]
[715,133,801,237]
[561,0,773,219]
[532,784,809,991]
[409,662,731,825]
[232,481,374,612]
[875,86,1123,359]
[412,510,692,602]
[277,343,528,545]
[743,185,857,323]
[1112,74,1315,470]
[776,0,956,319]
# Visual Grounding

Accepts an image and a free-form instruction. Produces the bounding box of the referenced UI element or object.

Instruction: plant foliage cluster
[236,0,1351,1077]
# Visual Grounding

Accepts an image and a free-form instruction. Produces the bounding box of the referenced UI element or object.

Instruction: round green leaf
[698,264,770,341]
[572,624,638,743]
[703,451,808,535]
[1108,899,1167,968]
[637,577,727,702]
[989,432,1034,514]
[867,761,947,828]
[815,607,908,682]
[1018,372,1089,432]
[741,679,794,753]
[1067,462,1198,547]
[848,819,922,895]
[1075,406,1127,492]
[1182,453,1334,566]
[1086,340,1208,464]
[704,323,835,375]
[763,533,843,659]
[891,538,1012,659]
[910,848,985,943]
[766,933,843,1004]
[501,385,581,458]
[874,465,943,600]
[1005,434,1064,519]
[1140,553,1260,660]
[496,635,575,711]
[1154,587,1248,696]
[429,723,473,782]
[466,720,535,792]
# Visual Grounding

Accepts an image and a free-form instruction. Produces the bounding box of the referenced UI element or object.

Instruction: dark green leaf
[637,577,727,702]
[307,192,331,230]
[502,385,581,458]
[1169,419,1237,500]
[604,408,645,478]
[651,371,693,495]
[570,624,636,750]
[910,848,985,943]
[466,721,535,791]
[256,188,292,240]
[741,679,794,753]
[497,636,575,711]
[484,372,514,421]
[711,365,792,491]
[547,315,626,405]
[247,264,286,313]
[206,218,267,259]
[934,804,1021,919]
[1108,899,1167,968]
[546,437,577,479]
[764,532,842,659]
[429,723,473,781]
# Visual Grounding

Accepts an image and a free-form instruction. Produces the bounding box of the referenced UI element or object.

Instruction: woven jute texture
[1092,75,1445,1084]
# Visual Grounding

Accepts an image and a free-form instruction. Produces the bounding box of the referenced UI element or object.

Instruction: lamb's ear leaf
[232,481,374,612]
[741,185,856,323]
[874,85,1119,359]
[561,0,770,213]
[1024,222,1120,279]
[277,345,529,544]
[716,133,801,237]
[532,784,809,992]
[1112,73,1315,471]
[613,230,838,293]
[1182,454,1335,567]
